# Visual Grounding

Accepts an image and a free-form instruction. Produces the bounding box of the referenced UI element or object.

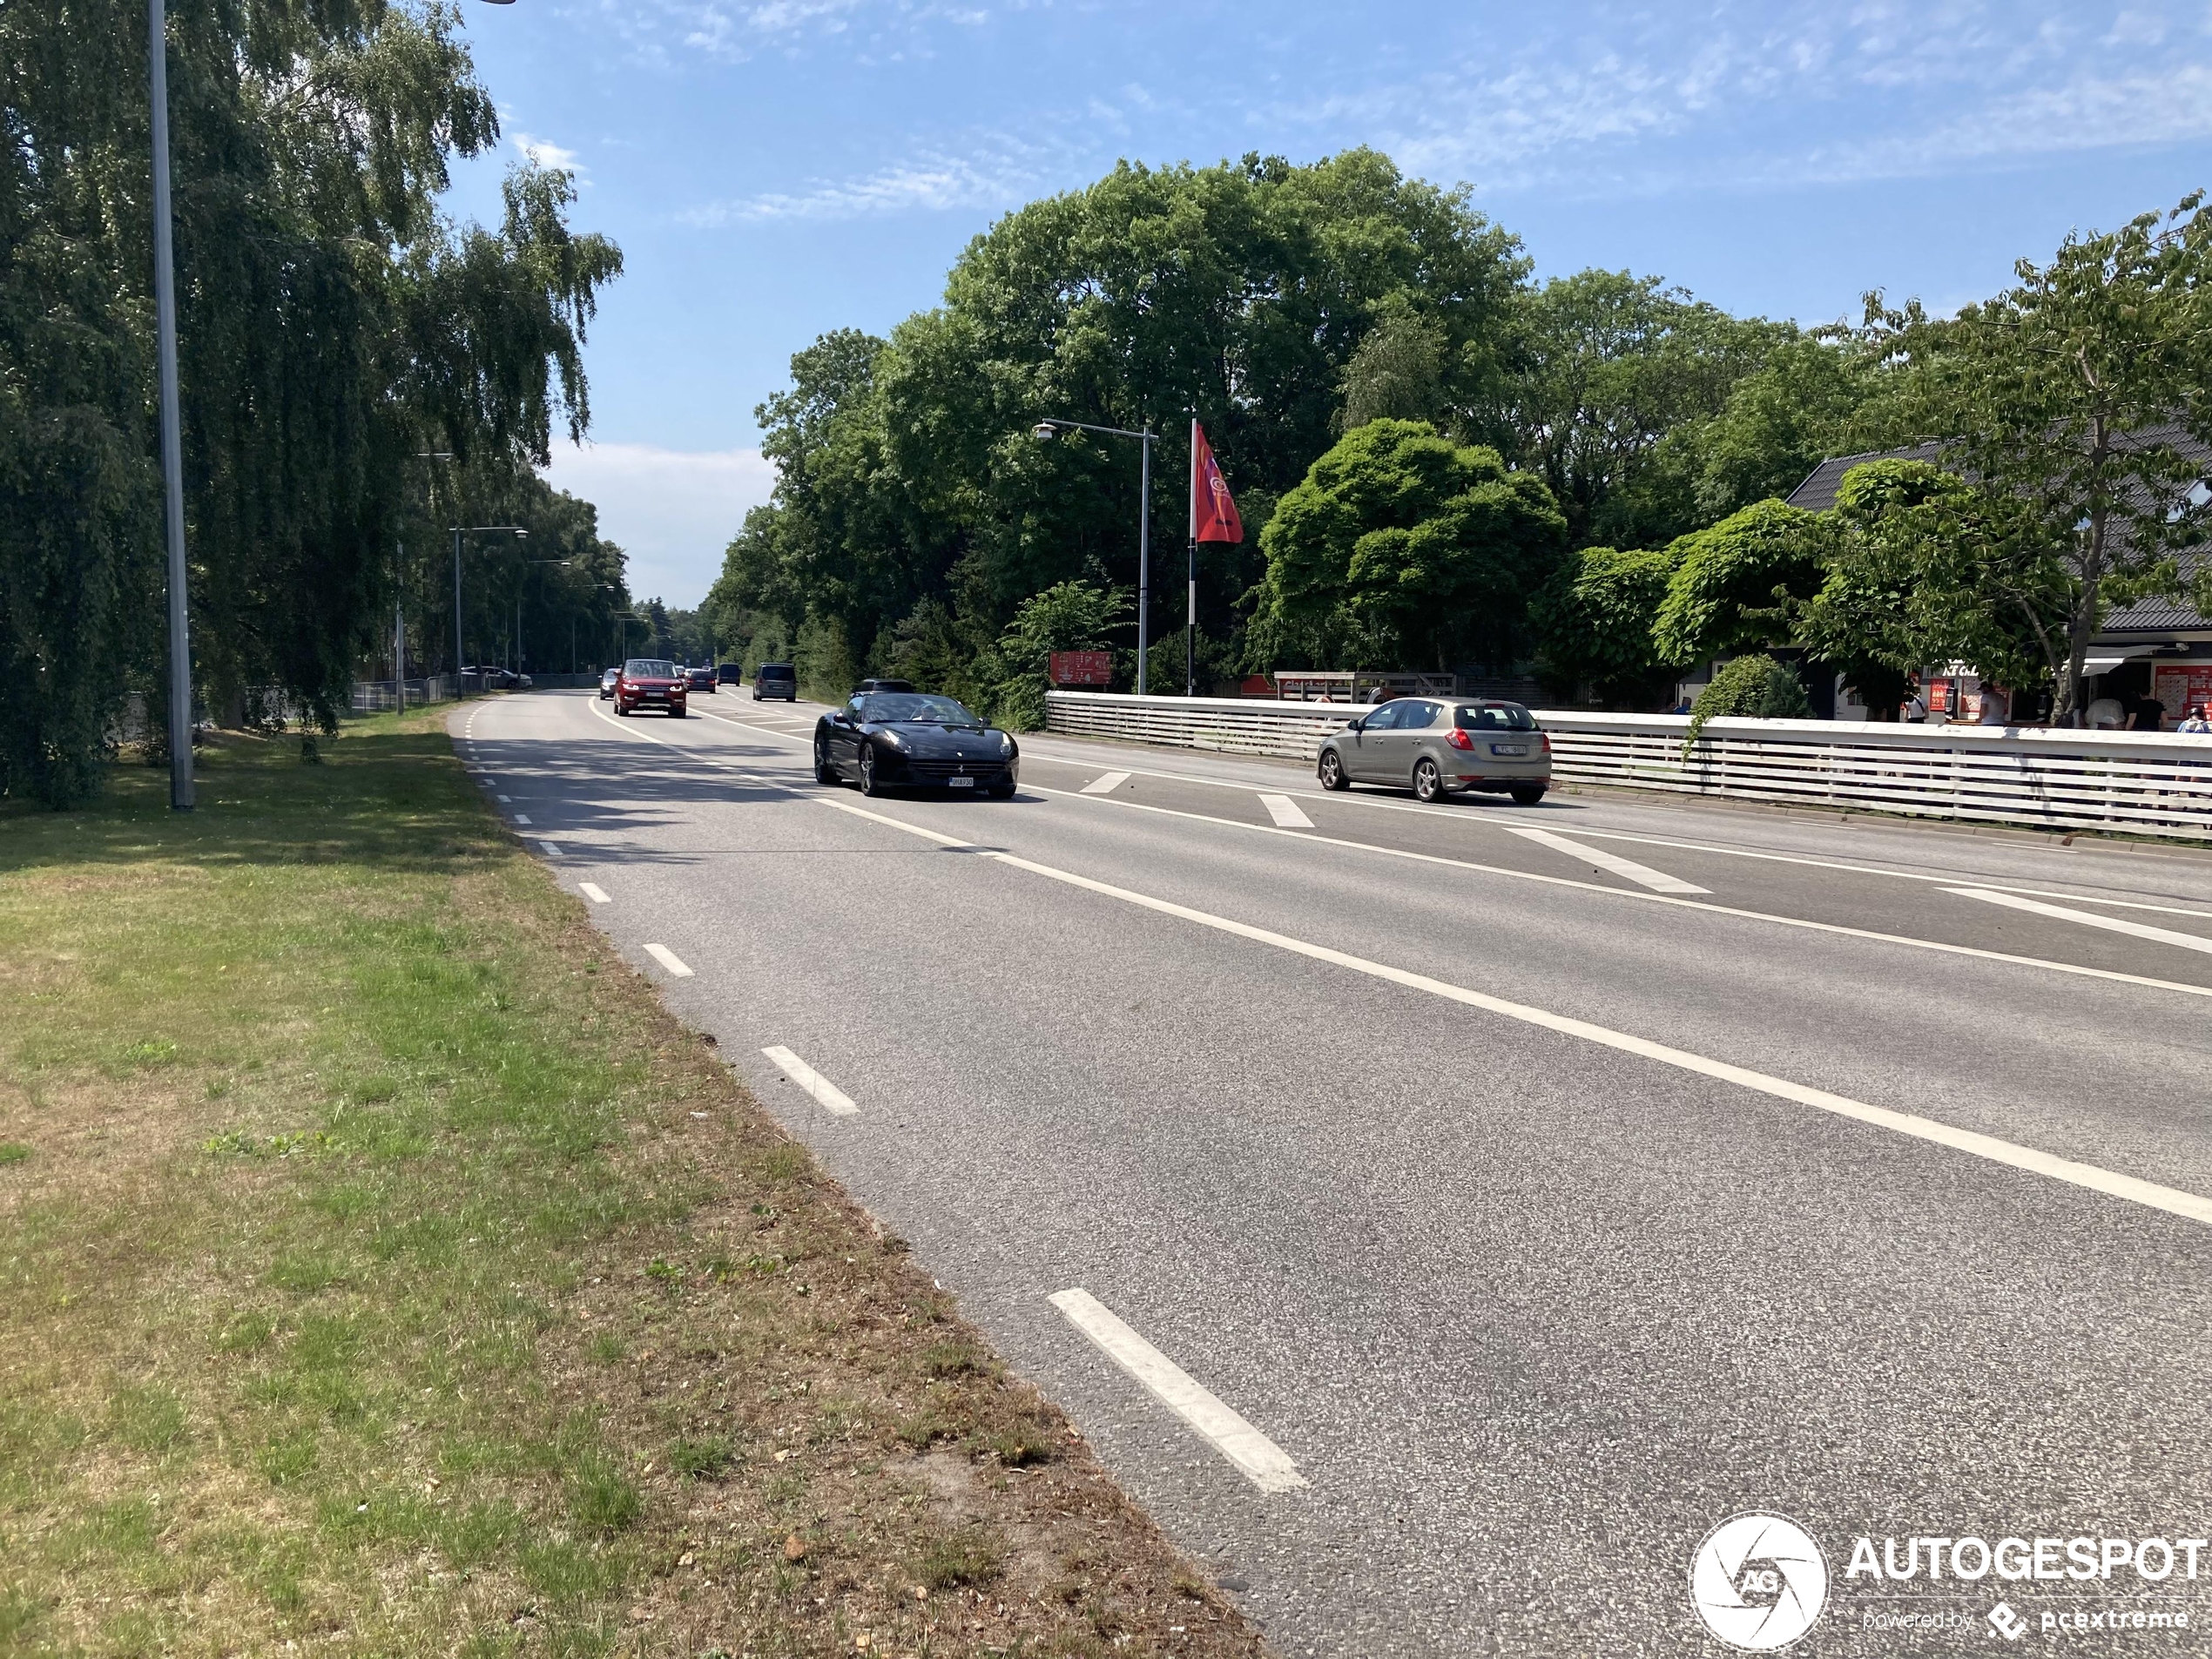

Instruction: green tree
[991,579,1131,728]
[1340,299,1450,429]
[1483,270,1797,549]
[0,0,619,802]
[1798,459,2069,711]
[1532,545,1678,707]
[1868,192,2212,723]
[1652,499,1829,667]
[1251,419,1565,671]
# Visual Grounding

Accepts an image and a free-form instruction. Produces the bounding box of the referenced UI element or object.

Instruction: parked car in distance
[599,667,620,699]
[684,665,717,694]
[752,663,798,701]
[813,691,1018,798]
[615,658,688,718]
[717,662,743,685]
[851,678,914,694]
[1316,698,1550,805]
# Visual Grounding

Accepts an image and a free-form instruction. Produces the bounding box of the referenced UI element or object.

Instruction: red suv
[616,658,688,718]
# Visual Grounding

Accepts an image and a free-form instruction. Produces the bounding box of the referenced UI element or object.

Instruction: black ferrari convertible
[813,691,1020,798]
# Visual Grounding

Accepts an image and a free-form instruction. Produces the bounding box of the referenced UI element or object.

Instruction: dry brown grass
[0,711,1269,1658]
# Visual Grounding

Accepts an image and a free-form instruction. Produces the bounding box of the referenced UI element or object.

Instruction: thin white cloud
[512,131,586,174]
[540,442,777,607]
[681,129,1073,224]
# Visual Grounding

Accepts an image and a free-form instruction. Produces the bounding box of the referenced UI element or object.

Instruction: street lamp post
[149,0,192,808]
[1031,417,1156,693]
[450,525,527,686]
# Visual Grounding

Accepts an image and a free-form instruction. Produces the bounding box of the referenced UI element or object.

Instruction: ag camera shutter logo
[1689,1512,1829,1650]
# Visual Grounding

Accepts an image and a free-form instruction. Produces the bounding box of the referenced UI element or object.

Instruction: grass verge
[0,707,1266,1657]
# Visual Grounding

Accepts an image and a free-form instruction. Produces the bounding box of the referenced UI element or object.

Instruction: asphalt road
[456,689,2212,1657]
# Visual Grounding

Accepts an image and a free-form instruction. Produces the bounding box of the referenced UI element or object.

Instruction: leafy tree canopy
[1651,499,1829,667]
[1251,419,1566,671]
[1532,544,1680,706]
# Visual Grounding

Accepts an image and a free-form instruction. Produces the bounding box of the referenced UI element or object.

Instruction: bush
[1683,654,1811,751]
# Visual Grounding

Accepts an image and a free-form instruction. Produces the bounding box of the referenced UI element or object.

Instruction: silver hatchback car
[1316,698,1551,805]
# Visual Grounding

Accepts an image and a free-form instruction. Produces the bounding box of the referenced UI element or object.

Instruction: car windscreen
[624,659,678,678]
[1455,704,1535,731]
[862,693,983,726]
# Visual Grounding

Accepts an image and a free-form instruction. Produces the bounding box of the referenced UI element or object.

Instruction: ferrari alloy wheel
[814,740,839,786]
[858,743,882,797]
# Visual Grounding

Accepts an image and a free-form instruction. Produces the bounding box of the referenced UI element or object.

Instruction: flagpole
[1187,417,1198,698]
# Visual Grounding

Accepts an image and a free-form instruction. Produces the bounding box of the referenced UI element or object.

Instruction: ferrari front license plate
[948,776,976,788]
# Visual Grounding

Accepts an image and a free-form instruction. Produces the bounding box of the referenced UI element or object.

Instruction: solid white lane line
[1024,785,2212,1001]
[513,813,532,825]
[1081,771,1132,796]
[644,943,694,978]
[1049,1289,1307,1494]
[1947,888,2212,956]
[824,792,2212,1230]
[579,882,610,905]
[760,1046,859,1116]
[1500,823,1708,894]
[1023,749,2212,921]
[1258,792,1314,829]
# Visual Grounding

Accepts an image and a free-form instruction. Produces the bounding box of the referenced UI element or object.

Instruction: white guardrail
[1043,691,2212,841]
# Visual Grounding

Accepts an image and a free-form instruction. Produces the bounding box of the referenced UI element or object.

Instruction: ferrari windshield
[862,693,984,727]
[624,659,678,679]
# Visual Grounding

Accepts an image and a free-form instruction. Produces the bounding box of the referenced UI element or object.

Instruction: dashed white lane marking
[513,813,532,826]
[644,943,694,977]
[1081,771,1131,795]
[579,882,610,905]
[1258,792,1314,829]
[538,840,563,856]
[1500,823,1709,894]
[497,793,512,802]
[824,793,2212,1231]
[1049,1288,1308,1494]
[760,1046,859,1116]
[1948,888,2212,956]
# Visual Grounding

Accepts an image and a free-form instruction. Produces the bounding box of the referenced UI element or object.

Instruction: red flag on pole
[1190,421,1243,543]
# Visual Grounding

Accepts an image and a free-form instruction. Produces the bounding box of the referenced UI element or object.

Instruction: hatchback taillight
[1445,727,1474,750]
[1541,732,1551,752]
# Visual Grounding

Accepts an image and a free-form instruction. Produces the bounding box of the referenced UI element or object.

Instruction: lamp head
[1031,421,1057,442]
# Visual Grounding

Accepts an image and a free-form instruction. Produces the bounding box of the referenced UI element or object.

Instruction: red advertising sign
[1049,651,1112,687]
[2153,664,2212,722]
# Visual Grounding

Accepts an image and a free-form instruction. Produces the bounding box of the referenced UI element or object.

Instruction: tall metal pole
[453,528,463,685]
[395,541,405,715]
[150,0,193,809]
[1187,416,1198,698]
[1136,431,1152,696]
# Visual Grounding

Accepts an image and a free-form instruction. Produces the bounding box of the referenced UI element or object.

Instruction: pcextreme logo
[1689,1512,1831,1651]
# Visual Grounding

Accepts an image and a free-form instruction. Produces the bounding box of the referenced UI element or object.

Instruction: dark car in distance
[615,657,688,717]
[717,662,743,685]
[684,665,717,694]
[599,667,620,699]
[752,663,798,701]
[813,691,1018,798]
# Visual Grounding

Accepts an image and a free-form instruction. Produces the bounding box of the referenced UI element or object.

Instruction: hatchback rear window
[759,664,795,680]
[1455,704,1535,731]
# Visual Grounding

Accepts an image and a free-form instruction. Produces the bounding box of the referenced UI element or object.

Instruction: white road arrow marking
[1946,887,2212,956]
[1258,792,1314,828]
[1500,823,1708,894]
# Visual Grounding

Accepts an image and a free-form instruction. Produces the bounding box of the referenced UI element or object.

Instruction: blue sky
[442,0,2212,606]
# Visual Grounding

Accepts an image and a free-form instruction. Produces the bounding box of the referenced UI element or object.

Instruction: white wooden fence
[1043,691,2212,840]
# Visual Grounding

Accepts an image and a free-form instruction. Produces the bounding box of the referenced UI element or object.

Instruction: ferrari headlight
[997,732,1015,755]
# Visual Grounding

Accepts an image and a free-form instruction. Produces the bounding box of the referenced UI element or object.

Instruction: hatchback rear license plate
[1492,743,1527,756]
[948,775,976,788]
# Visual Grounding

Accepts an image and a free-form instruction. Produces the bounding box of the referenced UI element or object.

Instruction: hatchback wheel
[1318,748,1349,791]
[1510,783,1547,806]
[858,744,883,797]
[1413,758,1442,802]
